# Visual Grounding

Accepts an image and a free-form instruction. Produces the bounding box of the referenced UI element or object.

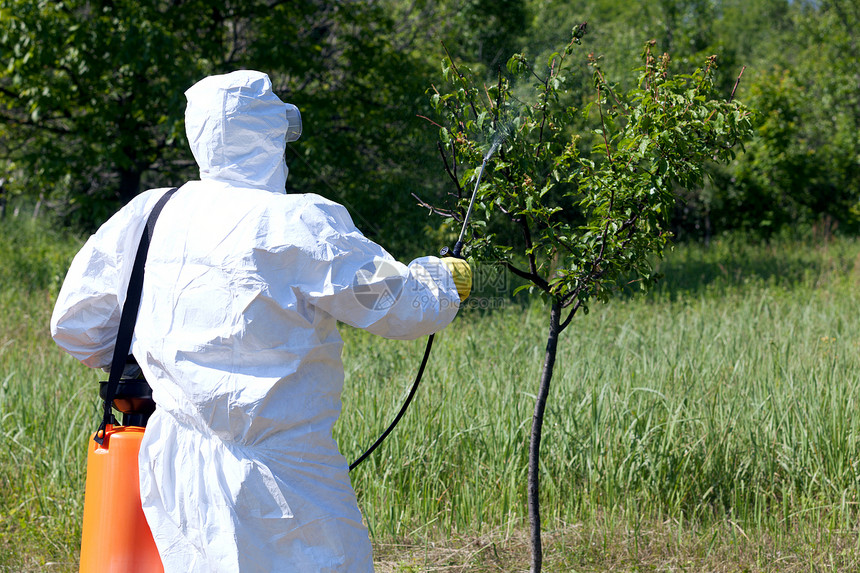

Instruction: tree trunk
[529,301,562,573]
[118,166,142,204]
[32,192,43,219]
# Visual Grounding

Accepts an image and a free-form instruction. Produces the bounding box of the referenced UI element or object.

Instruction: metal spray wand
[442,139,501,259]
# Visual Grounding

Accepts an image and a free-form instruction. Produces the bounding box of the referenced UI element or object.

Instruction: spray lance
[349,138,501,471]
[441,139,501,259]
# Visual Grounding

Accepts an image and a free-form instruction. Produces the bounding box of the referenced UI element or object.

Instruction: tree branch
[590,64,626,112]
[442,43,480,121]
[595,82,614,165]
[559,298,582,331]
[0,110,72,136]
[518,216,541,279]
[729,65,746,103]
[535,80,551,155]
[411,193,457,218]
[436,141,464,200]
[416,114,444,130]
[705,66,746,122]
[505,261,550,292]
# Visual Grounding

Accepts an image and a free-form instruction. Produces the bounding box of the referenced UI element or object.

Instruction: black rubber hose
[349,333,435,471]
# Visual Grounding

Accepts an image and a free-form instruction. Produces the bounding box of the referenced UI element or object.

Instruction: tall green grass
[339,235,860,567]
[0,216,87,571]
[2,218,859,570]
[341,275,860,536]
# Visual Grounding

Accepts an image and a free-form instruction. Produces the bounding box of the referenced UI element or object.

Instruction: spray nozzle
[439,241,465,259]
[440,124,513,259]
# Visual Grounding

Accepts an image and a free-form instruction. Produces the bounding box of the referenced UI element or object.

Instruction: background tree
[519,0,859,241]
[0,0,530,255]
[0,0,857,245]
[717,0,860,236]
[0,0,207,223]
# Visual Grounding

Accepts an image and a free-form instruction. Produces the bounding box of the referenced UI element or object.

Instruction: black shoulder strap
[95,188,178,444]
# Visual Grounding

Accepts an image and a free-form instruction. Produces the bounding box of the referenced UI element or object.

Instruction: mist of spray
[455,122,513,246]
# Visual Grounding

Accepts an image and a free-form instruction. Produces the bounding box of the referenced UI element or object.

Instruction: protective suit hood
[185,70,294,192]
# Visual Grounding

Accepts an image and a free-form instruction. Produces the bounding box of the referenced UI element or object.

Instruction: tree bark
[118,166,142,204]
[529,301,562,573]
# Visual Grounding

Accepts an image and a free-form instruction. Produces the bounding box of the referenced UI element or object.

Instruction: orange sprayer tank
[79,425,163,573]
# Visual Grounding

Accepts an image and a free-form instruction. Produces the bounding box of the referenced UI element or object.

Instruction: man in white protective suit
[51,70,472,572]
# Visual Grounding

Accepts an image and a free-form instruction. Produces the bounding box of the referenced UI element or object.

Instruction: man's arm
[292,198,462,340]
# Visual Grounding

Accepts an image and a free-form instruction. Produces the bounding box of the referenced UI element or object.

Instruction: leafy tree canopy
[0,0,857,246]
[0,0,517,252]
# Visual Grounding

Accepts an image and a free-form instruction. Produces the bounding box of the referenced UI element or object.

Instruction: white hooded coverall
[51,70,461,572]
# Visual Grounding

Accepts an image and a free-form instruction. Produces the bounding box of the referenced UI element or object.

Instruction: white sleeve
[49,189,171,369]
[298,200,461,340]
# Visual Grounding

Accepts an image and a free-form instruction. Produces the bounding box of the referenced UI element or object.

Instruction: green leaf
[512,284,532,296]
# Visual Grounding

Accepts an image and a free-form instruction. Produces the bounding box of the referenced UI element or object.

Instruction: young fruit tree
[423,27,754,572]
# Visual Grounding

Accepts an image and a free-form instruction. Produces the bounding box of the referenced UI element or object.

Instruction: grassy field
[2,216,860,571]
